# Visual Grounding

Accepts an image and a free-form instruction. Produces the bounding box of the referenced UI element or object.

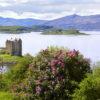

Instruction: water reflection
[0,66,8,73]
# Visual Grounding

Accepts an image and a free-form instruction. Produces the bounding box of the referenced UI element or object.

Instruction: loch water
[0,31,100,63]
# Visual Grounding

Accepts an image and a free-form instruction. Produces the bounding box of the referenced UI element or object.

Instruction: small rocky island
[42,29,86,35]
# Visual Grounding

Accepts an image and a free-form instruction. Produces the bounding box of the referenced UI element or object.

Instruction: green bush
[11,47,91,100]
[6,57,31,83]
[0,74,7,91]
[73,67,100,100]
[0,55,34,100]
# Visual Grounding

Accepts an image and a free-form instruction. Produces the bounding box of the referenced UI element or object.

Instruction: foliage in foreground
[73,67,100,100]
[0,52,36,99]
[0,92,14,100]
[9,47,91,100]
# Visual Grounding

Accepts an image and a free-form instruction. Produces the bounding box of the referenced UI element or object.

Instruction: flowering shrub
[11,47,91,100]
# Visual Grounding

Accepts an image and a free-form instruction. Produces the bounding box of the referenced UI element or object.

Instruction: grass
[0,54,24,64]
[0,92,14,100]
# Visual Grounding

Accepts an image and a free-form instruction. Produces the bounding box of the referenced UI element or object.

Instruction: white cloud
[0,0,11,7]
[0,2,10,7]
[93,0,100,3]
[1,8,100,20]
[14,0,30,3]
[0,0,100,19]
[0,10,72,20]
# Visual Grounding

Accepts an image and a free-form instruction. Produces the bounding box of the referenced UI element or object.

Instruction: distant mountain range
[0,17,46,27]
[45,14,100,31]
[0,14,100,30]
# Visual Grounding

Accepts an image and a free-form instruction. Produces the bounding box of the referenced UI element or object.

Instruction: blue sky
[0,0,100,20]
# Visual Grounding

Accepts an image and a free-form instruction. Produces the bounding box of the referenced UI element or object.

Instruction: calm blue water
[0,31,100,63]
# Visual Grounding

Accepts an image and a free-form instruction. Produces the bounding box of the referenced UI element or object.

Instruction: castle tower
[6,38,22,56]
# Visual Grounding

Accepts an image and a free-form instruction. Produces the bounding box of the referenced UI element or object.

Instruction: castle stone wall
[6,38,22,56]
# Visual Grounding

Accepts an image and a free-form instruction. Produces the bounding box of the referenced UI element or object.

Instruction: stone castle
[0,38,22,56]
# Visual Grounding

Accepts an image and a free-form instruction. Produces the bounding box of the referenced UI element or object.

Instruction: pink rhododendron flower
[36,86,42,94]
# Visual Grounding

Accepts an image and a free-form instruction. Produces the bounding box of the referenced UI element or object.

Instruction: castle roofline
[6,38,22,42]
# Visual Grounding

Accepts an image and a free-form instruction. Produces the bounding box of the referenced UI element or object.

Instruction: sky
[0,0,100,20]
